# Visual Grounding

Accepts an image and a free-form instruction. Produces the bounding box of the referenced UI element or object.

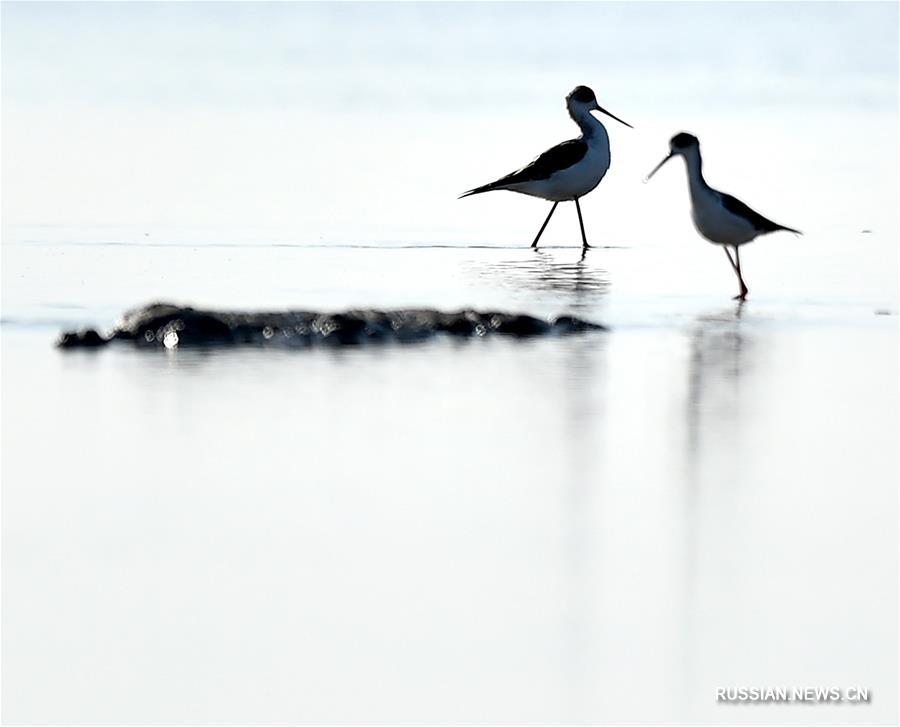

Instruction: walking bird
[460,86,632,250]
[646,132,801,300]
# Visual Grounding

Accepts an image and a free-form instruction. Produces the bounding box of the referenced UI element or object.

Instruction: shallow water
[3,239,897,724]
[2,1,899,724]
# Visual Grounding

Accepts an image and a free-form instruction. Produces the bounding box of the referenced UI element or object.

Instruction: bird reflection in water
[679,299,751,714]
[687,300,749,422]
[467,248,609,313]
[468,246,609,715]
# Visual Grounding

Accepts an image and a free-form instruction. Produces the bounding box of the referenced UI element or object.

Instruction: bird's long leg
[723,246,746,299]
[531,202,559,249]
[574,198,591,249]
[723,246,738,272]
[733,245,749,300]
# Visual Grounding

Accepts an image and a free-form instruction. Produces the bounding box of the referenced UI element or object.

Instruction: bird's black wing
[720,192,801,235]
[506,139,588,183]
[460,139,588,198]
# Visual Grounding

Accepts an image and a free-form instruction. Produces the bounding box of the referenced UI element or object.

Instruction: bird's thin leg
[574,198,591,249]
[723,246,738,272]
[733,245,749,300]
[531,202,559,249]
[723,247,744,300]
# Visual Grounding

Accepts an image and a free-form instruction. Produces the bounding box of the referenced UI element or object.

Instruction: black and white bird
[646,132,801,300]
[460,86,632,250]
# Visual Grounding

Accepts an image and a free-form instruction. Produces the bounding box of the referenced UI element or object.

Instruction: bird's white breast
[510,138,611,202]
[690,188,758,246]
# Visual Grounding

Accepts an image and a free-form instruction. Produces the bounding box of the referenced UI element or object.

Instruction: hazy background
[2,2,898,724]
[3,1,898,244]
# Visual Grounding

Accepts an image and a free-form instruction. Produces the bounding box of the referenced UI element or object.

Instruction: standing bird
[460,86,632,250]
[646,132,801,300]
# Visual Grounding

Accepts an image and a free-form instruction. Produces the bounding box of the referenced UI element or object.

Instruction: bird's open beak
[644,152,673,182]
[595,104,633,129]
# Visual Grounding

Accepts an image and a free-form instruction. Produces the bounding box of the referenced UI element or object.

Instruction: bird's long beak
[644,152,673,182]
[595,104,633,129]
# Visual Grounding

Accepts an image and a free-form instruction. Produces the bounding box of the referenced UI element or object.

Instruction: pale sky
[2,2,897,241]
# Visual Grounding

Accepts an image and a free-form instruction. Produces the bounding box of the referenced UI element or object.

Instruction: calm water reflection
[466,249,609,312]
[686,302,750,453]
[680,302,752,720]
[3,267,898,725]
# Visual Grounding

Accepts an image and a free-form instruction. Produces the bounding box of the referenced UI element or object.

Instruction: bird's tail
[776,223,803,235]
[458,181,506,199]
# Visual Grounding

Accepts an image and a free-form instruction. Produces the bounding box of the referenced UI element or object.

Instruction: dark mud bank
[58,302,607,349]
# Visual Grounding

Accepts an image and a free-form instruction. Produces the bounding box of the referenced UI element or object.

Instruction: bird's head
[566,85,632,129]
[668,132,700,155]
[645,131,700,181]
